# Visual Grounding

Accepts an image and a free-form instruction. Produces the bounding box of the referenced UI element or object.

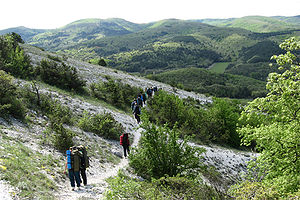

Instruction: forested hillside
[1,17,300,100]
[198,15,300,32]
[146,67,267,98]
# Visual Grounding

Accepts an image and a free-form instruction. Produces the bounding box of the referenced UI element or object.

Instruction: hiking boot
[71,187,75,191]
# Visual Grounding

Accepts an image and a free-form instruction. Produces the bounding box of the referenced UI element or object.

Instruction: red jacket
[120,134,129,146]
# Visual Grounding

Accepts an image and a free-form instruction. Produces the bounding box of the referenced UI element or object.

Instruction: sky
[1,0,300,30]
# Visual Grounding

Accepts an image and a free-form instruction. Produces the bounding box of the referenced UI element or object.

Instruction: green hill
[0,26,46,41]
[146,67,267,99]
[199,15,300,33]
[27,18,149,51]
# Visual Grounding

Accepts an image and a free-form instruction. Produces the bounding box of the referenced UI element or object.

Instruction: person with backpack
[131,99,137,111]
[64,147,81,191]
[77,145,89,186]
[142,92,147,105]
[120,133,130,158]
[137,95,143,107]
[133,101,141,123]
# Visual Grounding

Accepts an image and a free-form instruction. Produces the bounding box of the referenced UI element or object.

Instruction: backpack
[137,96,142,106]
[134,104,141,114]
[131,100,136,111]
[78,145,90,169]
[120,133,129,146]
[66,150,72,169]
[71,148,82,171]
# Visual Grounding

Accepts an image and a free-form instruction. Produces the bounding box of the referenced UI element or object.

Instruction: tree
[0,70,25,119]
[129,119,205,179]
[232,37,300,198]
[206,98,241,147]
[98,58,107,66]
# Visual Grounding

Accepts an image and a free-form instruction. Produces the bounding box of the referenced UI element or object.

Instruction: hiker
[133,102,141,123]
[131,99,137,111]
[77,145,89,186]
[64,147,81,191]
[120,133,130,158]
[142,92,147,105]
[137,95,143,107]
[146,87,153,98]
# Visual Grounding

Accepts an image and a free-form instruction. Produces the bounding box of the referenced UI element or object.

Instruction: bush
[78,112,124,140]
[89,77,143,110]
[0,70,26,119]
[35,59,86,92]
[48,122,74,152]
[0,33,33,79]
[229,181,281,200]
[104,171,222,200]
[145,90,242,147]
[129,119,205,179]
[205,98,241,147]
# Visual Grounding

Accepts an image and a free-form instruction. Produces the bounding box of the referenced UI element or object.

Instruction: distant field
[209,62,230,73]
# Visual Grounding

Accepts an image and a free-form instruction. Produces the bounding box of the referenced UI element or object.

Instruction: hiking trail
[56,128,142,200]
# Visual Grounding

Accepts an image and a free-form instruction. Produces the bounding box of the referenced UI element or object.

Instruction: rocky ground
[0,44,257,199]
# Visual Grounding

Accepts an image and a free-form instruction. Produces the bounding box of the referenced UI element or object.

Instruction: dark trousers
[122,144,130,157]
[80,168,87,185]
[68,169,81,187]
[134,113,140,123]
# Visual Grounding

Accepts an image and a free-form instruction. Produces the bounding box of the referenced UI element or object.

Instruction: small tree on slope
[129,118,205,180]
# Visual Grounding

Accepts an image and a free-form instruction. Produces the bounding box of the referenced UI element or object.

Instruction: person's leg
[68,169,75,188]
[123,145,127,157]
[80,168,87,185]
[74,171,81,188]
[137,114,140,123]
[126,145,130,155]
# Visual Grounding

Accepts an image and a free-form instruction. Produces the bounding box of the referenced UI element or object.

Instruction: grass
[209,62,230,73]
[0,131,61,199]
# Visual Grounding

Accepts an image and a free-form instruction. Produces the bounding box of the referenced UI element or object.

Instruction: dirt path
[56,128,142,200]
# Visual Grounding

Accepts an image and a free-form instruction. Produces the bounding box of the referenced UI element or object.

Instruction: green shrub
[205,97,241,147]
[35,59,86,92]
[0,70,26,119]
[129,119,205,179]
[0,33,33,79]
[78,112,124,140]
[49,122,74,152]
[145,90,186,127]
[89,57,107,66]
[229,181,281,200]
[145,90,242,147]
[104,171,222,200]
[89,77,142,110]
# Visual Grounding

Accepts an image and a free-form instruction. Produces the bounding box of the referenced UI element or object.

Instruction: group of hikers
[131,86,158,123]
[64,145,89,191]
[64,86,159,191]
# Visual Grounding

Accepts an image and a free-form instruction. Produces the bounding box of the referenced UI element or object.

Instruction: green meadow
[209,62,230,73]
